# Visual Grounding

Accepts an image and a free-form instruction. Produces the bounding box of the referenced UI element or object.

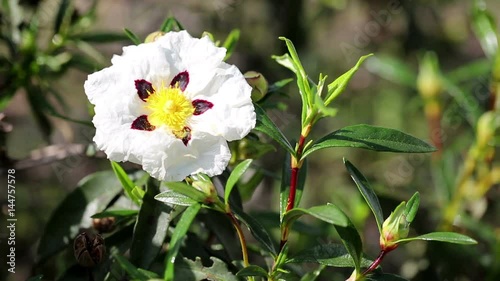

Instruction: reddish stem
[362,250,387,276]
[285,134,306,212]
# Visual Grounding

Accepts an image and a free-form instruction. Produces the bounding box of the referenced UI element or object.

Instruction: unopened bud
[74,232,106,267]
[145,31,165,43]
[380,202,410,250]
[476,112,498,148]
[191,176,217,202]
[244,71,268,102]
[417,52,442,100]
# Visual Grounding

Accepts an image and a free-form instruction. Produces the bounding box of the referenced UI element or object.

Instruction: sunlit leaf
[324,54,373,105]
[223,29,240,61]
[396,232,477,245]
[302,124,436,159]
[225,159,252,205]
[283,203,349,229]
[472,0,498,58]
[155,190,197,206]
[111,161,142,206]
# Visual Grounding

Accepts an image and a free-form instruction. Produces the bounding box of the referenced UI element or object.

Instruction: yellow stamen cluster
[145,84,194,131]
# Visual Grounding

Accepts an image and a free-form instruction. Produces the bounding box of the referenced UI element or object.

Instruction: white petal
[189,63,256,141]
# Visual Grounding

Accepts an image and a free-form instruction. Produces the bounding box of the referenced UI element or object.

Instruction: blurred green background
[1,0,499,280]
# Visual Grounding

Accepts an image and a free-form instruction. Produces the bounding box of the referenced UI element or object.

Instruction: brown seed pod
[92,217,116,234]
[73,232,106,267]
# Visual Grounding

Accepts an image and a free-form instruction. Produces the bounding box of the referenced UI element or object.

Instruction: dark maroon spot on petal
[135,79,154,101]
[131,115,155,131]
[170,71,189,91]
[181,126,192,146]
[192,99,213,115]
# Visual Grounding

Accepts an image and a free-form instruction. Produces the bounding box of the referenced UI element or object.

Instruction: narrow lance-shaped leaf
[254,103,295,156]
[334,218,363,273]
[160,17,184,32]
[175,257,238,281]
[283,203,349,230]
[124,28,141,45]
[232,205,277,255]
[164,203,201,281]
[471,0,498,58]
[130,178,175,269]
[344,159,384,233]
[403,192,420,223]
[223,29,240,61]
[286,243,373,268]
[160,181,209,204]
[395,232,477,245]
[225,159,253,205]
[111,161,142,206]
[302,124,436,160]
[155,190,198,207]
[325,54,373,105]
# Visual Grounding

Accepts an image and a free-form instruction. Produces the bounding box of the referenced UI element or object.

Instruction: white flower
[84,31,255,181]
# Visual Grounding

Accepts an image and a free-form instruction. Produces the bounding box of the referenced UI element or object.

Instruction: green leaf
[72,32,131,43]
[160,181,210,204]
[37,171,122,263]
[199,210,241,260]
[232,206,277,255]
[325,54,373,105]
[124,28,141,45]
[225,159,252,205]
[365,273,409,281]
[286,243,372,268]
[236,265,268,278]
[472,0,498,58]
[54,0,70,33]
[283,203,349,229]
[446,58,492,83]
[155,190,198,206]
[344,159,384,233]
[302,124,436,159]
[130,178,175,269]
[395,232,478,245]
[254,103,295,156]
[365,55,417,88]
[91,209,138,218]
[111,250,152,280]
[334,219,363,273]
[175,257,238,281]
[164,203,201,281]
[160,17,184,32]
[403,192,420,223]
[280,153,307,220]
[268,78,294,94]
[222,29,240,61]
[111,161,142,206]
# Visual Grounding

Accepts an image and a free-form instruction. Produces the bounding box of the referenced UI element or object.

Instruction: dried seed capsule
[73,232,106,267]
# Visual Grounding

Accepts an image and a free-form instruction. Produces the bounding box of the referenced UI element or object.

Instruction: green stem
[227,211,250,267]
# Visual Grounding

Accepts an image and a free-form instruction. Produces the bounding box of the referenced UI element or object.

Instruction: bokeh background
[1,0,499,280]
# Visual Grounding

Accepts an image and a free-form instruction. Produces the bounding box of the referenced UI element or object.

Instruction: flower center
[145,84,194,131]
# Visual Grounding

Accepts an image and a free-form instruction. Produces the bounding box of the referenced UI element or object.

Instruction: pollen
[145,83,194,131]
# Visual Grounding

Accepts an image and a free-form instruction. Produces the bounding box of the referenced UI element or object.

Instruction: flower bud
[417,52,442,101]
[476,112,498,148]
[191,175,217,202]
[73,232,106,267]
[145,31,166,43]
[380,202,410,250]
[244,71,268,102]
